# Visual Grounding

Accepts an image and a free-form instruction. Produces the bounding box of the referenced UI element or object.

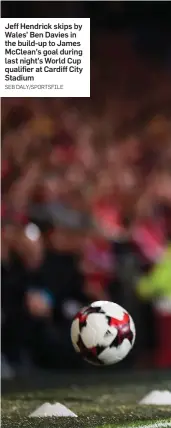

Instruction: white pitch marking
[127,422,171,428]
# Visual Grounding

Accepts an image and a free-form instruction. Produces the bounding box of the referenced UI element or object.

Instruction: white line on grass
[127,422,171,428]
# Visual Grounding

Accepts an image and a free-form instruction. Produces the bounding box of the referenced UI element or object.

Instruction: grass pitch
[1,370,171,428]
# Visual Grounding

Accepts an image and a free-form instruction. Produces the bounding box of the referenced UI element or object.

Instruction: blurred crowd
[2,33,171,377]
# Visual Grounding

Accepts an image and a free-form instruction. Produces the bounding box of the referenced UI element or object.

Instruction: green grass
[2,371,171,428]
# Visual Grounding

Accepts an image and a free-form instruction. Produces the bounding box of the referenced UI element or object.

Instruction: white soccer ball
[71,300,136,366]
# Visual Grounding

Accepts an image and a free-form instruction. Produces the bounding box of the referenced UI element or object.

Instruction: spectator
[1,31,171,374]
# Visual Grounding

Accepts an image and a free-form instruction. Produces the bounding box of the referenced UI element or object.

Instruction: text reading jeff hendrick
[5,23,74,30]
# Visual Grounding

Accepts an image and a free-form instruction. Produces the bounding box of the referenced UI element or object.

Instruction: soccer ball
[71,301,136,366]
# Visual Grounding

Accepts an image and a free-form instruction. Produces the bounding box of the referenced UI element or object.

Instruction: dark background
[2,1,171,64]
[1,1,171,377]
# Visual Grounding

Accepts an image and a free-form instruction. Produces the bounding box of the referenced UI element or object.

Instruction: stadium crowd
[2,33,171,378]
